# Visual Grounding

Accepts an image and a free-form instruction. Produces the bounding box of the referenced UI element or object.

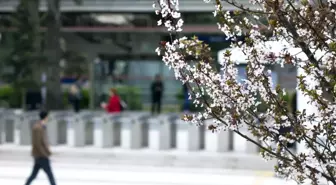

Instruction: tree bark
[45,0,63,110]
[27,0,41,85]
[11,0,41,110]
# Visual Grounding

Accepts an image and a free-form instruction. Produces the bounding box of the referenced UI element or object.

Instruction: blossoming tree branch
[154,0,336,184]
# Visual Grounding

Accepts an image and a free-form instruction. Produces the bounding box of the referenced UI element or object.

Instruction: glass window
[237,65,247,83]
[270,71,278,89]
[127,60,161,103]
[221,64,278,89]
[128,60,160,78]
[61,13,156,27]
[162,64,181,104]
[183,13,217,25]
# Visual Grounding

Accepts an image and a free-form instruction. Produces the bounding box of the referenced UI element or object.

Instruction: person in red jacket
[101,88,121,113]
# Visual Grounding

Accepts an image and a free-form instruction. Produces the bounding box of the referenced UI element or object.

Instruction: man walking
[25,110,56,185]
[150,74,164,115]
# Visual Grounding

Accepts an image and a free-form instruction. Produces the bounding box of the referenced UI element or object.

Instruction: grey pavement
[0,144,276,172]
[0,158,290,185]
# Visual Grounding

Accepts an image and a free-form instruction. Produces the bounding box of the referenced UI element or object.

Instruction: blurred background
[0,1,297,185]
[0,0,297,112]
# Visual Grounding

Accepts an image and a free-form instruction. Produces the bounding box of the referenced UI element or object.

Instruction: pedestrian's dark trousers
[72,99,80,113]
[151,99,162,114]
[25,157,56,185]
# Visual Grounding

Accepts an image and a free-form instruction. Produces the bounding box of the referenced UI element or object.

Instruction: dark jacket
[68,93,81,112]
[31,123,51,158]
[183,84,190,111]
[151,81,164,101]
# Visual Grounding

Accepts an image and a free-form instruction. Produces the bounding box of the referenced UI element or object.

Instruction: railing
[0,109,263,154]
[0,0,258,13]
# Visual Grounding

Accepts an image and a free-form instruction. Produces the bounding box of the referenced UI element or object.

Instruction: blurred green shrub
[0,85,22,108]
[115,85,143,110]
[63,88,90,109]
[257,91,297,114]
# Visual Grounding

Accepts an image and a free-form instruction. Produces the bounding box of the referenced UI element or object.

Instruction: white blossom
[154,0,336,184]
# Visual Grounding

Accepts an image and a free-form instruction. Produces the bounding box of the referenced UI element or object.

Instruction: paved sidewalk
[0,144,276,172]
[0,157,294,185]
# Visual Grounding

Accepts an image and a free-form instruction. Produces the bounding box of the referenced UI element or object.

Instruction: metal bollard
[14,111,39,145]
[93,116,105,148]
[0,109,6,144]
[120,113,151,149]
[233,124,260,154]
[67,112,101,147]
[148,115,164,150]
[175,119,203,151]
[48,111,72,146]
[148,114,179,150]
[204,119,231,152]
[0,111,4,144]
[83,113,97,146]
[48,113,59,146]
[93,113,122,148]
[245,131,260,154]
[2,110,16,143]
[67,115,84,147]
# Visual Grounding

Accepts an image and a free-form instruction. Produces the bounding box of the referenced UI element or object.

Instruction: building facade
[0,0,296,110]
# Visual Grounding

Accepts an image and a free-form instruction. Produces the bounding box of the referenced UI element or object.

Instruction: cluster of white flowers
[154,0,336,184]
[153,0,183,32]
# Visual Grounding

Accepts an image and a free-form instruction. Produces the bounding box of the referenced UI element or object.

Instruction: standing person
[25,110,56,185]
[182,84,191,113]
[101,88,121,113]
[68,85,81,113]
[151,74,164,115]
[74,75,83,88]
